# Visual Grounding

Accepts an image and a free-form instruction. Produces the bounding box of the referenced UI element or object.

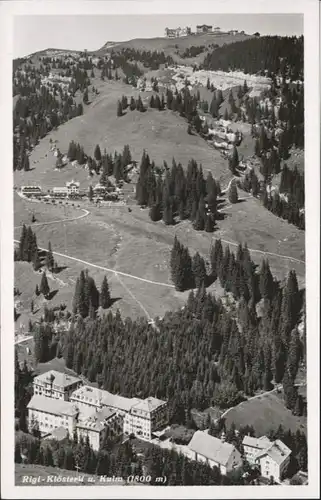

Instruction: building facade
[66,180,80,196]
[188,431,243,475]
[21,186,42,197]
[27,394,79,436]
[255,440,291,483]
[76,407,122,451]
[196,24,213,34]
[242,435,273,465]
[123,397,168,440]
[33,370,83,401]
[165,27,191,38]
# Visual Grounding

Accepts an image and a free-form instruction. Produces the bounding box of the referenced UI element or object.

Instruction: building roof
[34,370,82,389]
[196,24,212,28]
[242,435,272,450]
[53,187,68,193]
[188,431,237,466]
[77,406,116,432]
[27,395,79,416]
[70,385,141,413]
[256,440,292,466]
[131,397,166,414]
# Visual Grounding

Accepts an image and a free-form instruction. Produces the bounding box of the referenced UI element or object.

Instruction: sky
[13,14,303,58]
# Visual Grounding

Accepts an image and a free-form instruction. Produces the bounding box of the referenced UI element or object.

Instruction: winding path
[14,198,304,318]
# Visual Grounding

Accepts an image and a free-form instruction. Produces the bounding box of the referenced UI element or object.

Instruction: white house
[123,397,168,441]
[196,24,212,34]
[66,180,80,196]
[255,440,291,483]
[52,187,68,198]
[242,435,273,465]
[33,370,83,401]
[188,431,243,475]
[27,394,79,437]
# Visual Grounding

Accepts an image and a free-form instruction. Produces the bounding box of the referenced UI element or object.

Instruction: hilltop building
[242,435,273,465]
[196,24,213,34]
[33,370,83,401]
[187,430,243,475]
[165,27,191,38]
[76,406,123,451]
[70,385,141,416]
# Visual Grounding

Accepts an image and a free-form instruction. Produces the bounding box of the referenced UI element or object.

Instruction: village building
[66,180,80,196]
[69,385,141,416]
[76,406,122,451]
[123,397,168,440]
[254,440,292,483]
[27,394,79,437]
[52,187,69,198]
[93,183,107,196]
[33,370,83,401]
[196,24,213,34]
[187,430,243,475]
[21,186,42,198]
[164,27,191,38]
[242,435,273,465]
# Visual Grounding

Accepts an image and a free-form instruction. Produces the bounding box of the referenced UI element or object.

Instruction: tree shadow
[46,289,59,301]
[110,297,121,307]
[53,265,68,274]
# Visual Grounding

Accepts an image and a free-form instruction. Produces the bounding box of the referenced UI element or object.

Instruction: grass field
[224,390,307,436]
[96,32,253,59]
[14,77,232,191]
[15,464,126,486]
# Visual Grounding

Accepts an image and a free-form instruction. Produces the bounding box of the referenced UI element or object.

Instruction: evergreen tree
[45,241,54,272]
[192,252,207,289]
[39,272,50,298]
[117,100,123,117]
[94,144,102,163]
[229,146,239,174]
[100,276,111,309]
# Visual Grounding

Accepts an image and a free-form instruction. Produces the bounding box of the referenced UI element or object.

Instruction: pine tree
[192,252,207,289]
[39,272,50,298]
[229,146,239,174]
[45,241,54,272]
[94,144,102,163]
[117,100,123,117]
[100,276,111,309]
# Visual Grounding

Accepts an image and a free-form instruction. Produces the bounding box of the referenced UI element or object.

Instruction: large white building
[69,385,141,416]
[29,370,169,448]
[187,431,243,475]
[27,394,79,437]
[33,370,83,401]
[123,397,168,440]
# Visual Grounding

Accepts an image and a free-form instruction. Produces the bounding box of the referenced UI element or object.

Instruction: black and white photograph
[0,1,320,498]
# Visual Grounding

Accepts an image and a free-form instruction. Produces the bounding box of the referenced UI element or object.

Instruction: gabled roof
[131,397,166,414]
[34,370,82,389]
[242,435,272,450]
[256,440,292,466]
[188,430,237,466]
[27,395,79,416]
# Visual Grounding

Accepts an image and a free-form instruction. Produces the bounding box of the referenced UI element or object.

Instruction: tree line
[202,36,303,81]
[53,246,305,421]
[136,152,221,232]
